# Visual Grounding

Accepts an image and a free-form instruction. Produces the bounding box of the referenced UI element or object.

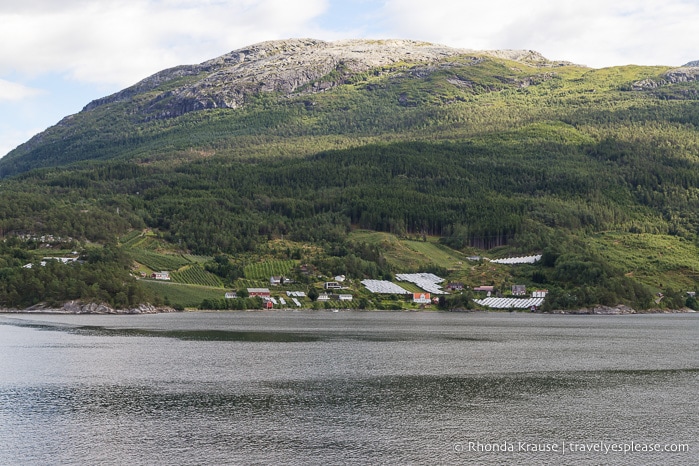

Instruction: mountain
[1,39,699,312]
[1,39,576,175]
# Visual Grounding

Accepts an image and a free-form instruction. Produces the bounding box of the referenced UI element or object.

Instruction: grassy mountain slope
[1,39,699,311]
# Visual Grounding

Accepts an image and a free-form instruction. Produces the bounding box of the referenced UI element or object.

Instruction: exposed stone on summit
[82,39,565,120]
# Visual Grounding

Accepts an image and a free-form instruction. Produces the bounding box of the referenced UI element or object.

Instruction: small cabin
[151,271,170,280]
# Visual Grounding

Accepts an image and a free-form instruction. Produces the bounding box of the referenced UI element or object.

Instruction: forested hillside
[1,39,699,311]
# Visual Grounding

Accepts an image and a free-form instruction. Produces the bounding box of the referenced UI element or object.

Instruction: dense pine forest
[1,40,699,311]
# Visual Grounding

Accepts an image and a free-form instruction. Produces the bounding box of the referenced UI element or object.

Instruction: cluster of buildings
[23,255,80,269]
[145,254,550,310]
[359,254,550,309]
[226,286,353,309]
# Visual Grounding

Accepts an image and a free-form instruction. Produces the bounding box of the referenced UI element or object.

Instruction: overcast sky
[2,0,699,157]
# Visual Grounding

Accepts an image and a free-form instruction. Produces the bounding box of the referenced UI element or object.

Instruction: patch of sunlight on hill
[589,232,699,291]
[348,230,470,271]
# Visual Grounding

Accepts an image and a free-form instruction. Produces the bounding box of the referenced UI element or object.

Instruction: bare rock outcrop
[9,301,177,314]
[82,38,564,120]
[632,66,699,90]
[62,301,176,314]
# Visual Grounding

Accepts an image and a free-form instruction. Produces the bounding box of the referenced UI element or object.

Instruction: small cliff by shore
[549,304,696,315]
[1,300,177,315]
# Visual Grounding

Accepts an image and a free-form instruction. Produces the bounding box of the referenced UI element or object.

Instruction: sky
[2,0,699,158]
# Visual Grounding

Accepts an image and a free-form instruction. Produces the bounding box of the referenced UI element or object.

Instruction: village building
[151,271,170,280]
[413,293,431,304]
[43,256,79,264]
[270,276,293,286]
[298,264,313,275]
[224,292,237,299]
[324,281,342,290]
[248,288,271,298]
[512,285,526,296]
[24,256,80,269]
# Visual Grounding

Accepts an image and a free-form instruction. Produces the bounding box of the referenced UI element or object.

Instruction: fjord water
[0,311,696,465]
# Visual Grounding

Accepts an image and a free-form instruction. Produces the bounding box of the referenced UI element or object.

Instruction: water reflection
[0,312,696,465]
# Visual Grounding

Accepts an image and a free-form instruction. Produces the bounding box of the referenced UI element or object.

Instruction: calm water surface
[0,311,697,465]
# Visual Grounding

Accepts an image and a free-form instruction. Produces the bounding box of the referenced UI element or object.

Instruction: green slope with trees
[1,43,699,311]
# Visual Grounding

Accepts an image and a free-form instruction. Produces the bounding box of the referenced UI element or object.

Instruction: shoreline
[0,301,177,315]
[1,304,696,316]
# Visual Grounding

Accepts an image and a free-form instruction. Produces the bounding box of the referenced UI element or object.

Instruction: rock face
[550,305,637,315]
[632,66,699,90]
[62,301,176,314]
[14,301,177,314]
[82,38,565,120]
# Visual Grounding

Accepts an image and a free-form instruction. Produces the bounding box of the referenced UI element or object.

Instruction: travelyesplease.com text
[453,440,690,455]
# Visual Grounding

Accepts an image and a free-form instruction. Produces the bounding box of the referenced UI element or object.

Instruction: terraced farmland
[129,249,193,272]
[244,260,296,280]
[171,264,223,287]
[139,281,227,309]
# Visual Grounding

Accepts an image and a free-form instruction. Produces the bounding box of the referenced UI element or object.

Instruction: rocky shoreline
[0,300,177,315]
[2,302,696,315]
[548,304,696,315]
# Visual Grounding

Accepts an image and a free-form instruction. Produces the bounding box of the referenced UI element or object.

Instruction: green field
[128,249,192,272]
[119,230,143,247]
[244,260,297,280]
[171,264,224,287]
[139,280,229,309]
[403,240,471,270]
[588,232,699,291]
[234,278,269,289]
[349,230,471,270]
[182,254,212,264]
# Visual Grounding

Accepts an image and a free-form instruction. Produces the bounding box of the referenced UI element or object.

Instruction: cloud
[0,0,329,87]
[0,79,43,102]
[377,0,699,67]
[6,0,698,92]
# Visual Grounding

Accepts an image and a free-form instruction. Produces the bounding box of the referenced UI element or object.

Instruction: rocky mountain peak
[81,38,561,120]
